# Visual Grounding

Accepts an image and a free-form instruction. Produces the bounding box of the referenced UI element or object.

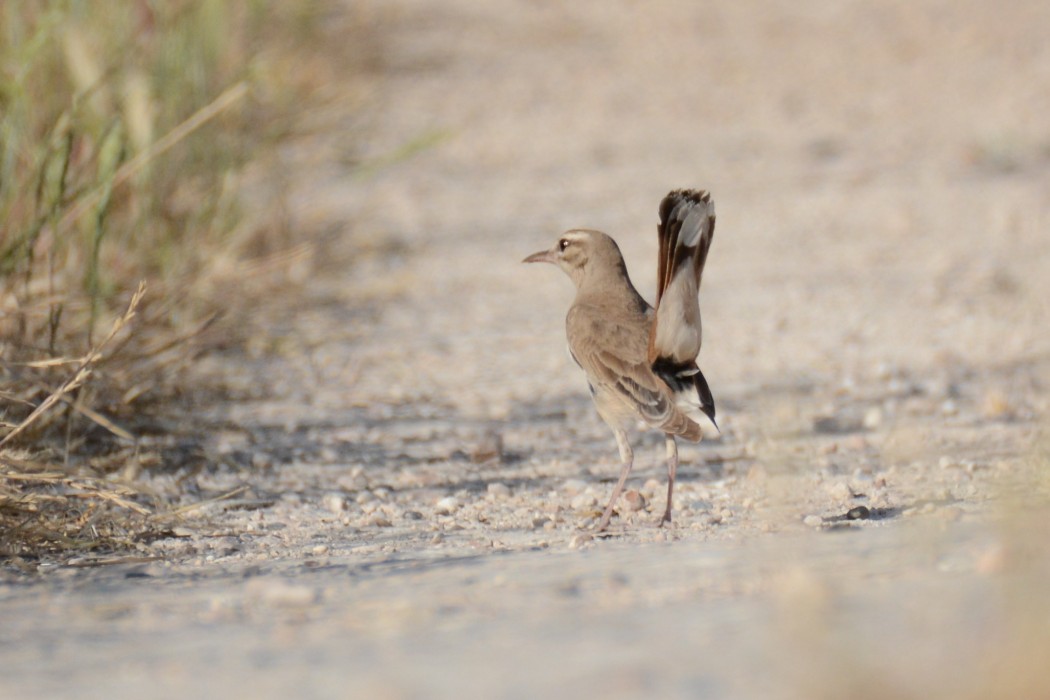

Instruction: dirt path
[3,1,1050,697]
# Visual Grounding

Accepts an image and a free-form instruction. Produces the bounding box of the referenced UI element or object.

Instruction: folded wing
[568,305,702,441]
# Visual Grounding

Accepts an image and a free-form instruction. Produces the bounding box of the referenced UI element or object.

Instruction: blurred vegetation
[0,0,363,561]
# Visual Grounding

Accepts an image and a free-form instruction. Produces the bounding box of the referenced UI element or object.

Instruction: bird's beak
[522,248,556,264]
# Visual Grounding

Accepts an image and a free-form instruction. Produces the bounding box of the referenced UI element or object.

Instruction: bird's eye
[558,239,570,251]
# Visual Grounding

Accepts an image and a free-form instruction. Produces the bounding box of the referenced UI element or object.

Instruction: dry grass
[0,1,370,563]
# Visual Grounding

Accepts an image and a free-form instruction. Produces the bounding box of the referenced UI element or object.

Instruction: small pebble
[470,432,504,462]
[366,514,392,527]
[874,361,894,380]
[685,498,711,512]
[868,492,891,509]
[981,390,1013,419]
[862,407,883,430]
[311,544,329,555]
[403,510,424,520]
[569,534,593,549]
[825,482,852,501]
[813,415,853,434]
[845,435,869,451]
[487,482,511,499]
[846,506,870,520]
[435,496,460,515]
[561,479,589,495]
[571,493,598,510]
[336,469,368,490]
[322,493,347,514]
[803,515,823,527]
[623,490,647,512]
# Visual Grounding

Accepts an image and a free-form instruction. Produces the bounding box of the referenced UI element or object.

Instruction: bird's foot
[657,509,672,528]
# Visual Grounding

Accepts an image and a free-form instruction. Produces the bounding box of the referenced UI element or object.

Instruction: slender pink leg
[596,430,633,532]
[659,435,678,526]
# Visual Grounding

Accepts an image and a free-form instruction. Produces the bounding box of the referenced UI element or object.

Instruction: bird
[523,189,717,531]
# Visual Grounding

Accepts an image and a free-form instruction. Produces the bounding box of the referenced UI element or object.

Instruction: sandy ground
[4,0,1050,698]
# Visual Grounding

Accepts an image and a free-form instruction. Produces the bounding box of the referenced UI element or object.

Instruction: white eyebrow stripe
[562,231,591,242]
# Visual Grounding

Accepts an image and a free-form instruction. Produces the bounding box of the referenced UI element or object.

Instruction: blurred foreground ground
[3,1,1050,697]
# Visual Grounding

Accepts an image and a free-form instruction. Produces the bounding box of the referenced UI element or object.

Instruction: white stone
[435,496,460,515]
[571,493,598,510]
[487,482,511,499]
[321,493,347,514]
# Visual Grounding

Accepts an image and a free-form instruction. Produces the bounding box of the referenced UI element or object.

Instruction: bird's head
[522,229,627,289]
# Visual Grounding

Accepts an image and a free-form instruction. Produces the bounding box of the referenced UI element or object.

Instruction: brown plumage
[523,189,717,531]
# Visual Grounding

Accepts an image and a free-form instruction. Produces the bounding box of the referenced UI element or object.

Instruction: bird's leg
[659,435,678,526]
[596,430,633,532]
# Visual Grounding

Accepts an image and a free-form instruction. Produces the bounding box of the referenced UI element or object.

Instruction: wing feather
[568,305,702,440]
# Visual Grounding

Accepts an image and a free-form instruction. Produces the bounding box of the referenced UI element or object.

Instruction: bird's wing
[568,305,701,440]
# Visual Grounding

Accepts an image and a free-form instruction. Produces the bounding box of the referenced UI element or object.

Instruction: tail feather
[653,189,715,310]
[652,359,718,439]
[649,189,718,437]
[648,189,715,366]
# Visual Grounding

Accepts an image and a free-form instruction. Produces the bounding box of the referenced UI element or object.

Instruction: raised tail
[648,189,717,437]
